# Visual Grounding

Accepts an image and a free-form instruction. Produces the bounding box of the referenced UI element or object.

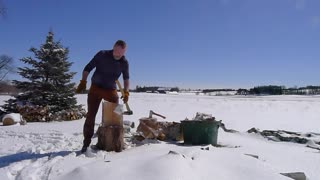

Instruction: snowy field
[1,93,320,180]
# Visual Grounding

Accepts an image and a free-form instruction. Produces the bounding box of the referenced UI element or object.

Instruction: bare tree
[0,80,18,94]
[0,0,6,17]
[0,54,14,81]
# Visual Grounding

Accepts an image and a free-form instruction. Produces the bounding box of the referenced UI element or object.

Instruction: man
[76,40,130,153]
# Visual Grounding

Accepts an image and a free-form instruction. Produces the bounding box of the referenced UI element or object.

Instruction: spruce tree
[3,31,82,120]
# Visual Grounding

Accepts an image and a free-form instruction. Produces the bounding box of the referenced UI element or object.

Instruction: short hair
[114,40,127,49]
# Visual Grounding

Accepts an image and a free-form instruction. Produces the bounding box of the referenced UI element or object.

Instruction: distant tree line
[134,86,179,93]
[135,86,161,93]
[132,85,320,95]
[240,85,320,95]
[200,86,285,95]
[248,85,284,95]
[202,88,235,93]
[283,86,320,95]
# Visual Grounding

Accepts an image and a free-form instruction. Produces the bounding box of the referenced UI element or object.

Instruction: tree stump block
[96,101,124,152]
[96,125,124,152]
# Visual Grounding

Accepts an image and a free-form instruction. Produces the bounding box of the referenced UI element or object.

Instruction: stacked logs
[16,105,86,122]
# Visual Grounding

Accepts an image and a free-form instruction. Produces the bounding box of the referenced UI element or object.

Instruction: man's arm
[124,79,129,91]
[81,71,89,81]
[82,50,101,78]
[75,71,90,93]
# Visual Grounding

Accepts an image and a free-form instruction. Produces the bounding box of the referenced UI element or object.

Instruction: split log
[102,101,123,126]
[137,117,159,139]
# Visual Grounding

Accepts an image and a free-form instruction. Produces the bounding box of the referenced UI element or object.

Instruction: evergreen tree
[3,31,82,120]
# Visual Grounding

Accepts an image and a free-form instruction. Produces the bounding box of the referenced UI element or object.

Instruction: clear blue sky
[1,0,320,89]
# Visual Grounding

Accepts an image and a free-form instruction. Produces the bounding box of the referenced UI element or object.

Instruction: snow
[1,94,320,180]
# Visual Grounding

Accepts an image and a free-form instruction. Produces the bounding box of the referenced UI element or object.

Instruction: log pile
[49,107,86,121]
[136,117,183,141]
[16,105,86,122]
[17,105,49,122]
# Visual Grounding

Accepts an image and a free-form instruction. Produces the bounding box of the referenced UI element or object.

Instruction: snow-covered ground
[1,93,320,180]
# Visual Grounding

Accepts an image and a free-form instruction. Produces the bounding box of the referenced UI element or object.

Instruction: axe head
[123,110,133,115]
[114,103,132,115]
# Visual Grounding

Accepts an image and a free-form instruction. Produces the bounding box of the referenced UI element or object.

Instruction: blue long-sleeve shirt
[84,50,129,90]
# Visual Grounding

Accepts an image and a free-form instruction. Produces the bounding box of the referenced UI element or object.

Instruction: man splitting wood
[76,40,130,153]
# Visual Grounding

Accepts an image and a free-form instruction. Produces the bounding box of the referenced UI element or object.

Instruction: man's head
[113,40,127,60]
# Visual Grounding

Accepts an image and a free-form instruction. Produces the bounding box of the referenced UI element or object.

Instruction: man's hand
[121,90,129,103]
[75,80,87,93]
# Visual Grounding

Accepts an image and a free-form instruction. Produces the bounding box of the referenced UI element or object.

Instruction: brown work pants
[83,84,119,147]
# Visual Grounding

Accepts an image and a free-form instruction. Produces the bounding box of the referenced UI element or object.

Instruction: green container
[181,120,220,146]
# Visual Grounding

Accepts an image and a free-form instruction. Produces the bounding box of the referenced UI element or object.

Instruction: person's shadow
[0,150,76,168]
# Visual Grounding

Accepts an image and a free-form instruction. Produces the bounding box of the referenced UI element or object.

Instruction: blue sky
[1,0,320,89]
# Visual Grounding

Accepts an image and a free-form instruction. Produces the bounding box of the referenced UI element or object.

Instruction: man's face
[113,45,126,60]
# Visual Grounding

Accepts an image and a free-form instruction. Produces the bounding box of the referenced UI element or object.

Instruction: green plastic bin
[181,120,220,146]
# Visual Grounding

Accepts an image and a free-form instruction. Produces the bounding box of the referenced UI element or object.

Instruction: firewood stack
[49,107,86,121]
[17,105,86,122]
[17,105,49,122]
[135,110,183,141]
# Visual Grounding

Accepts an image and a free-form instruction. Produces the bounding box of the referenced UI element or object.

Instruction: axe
[115,80,133,115]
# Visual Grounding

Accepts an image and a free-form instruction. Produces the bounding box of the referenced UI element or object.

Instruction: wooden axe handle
[149,110,166,119]
[115,80,132,112]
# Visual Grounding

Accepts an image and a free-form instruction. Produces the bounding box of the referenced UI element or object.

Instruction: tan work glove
[75,80,87,93]
[121,90,129,103]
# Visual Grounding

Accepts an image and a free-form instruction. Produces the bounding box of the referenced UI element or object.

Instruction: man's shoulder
[120,56,129,65]
[98,50,112,55]
[94,50,113,60]
[122,56,128,61]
